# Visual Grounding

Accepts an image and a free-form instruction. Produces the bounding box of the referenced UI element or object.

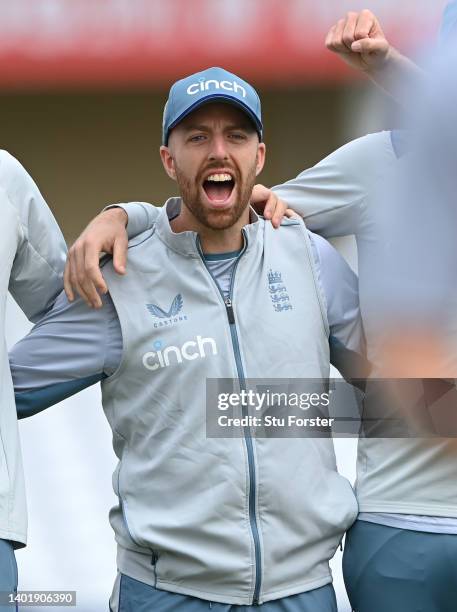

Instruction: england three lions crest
[267,270,293,312]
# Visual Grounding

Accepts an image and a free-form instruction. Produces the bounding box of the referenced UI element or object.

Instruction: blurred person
[65,9,457,612]
[0,153,143,606]
[0,152,67,610]
[9,67,370,612]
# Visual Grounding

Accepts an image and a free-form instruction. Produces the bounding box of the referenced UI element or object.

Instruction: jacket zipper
[197,232,262,606]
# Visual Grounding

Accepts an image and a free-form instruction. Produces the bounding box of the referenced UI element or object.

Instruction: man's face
[160,103,266,230]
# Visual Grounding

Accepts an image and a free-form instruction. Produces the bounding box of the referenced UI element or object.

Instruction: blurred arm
[2,151,67,322]
[105,202,161,239]
[272,131,398,238]
[309,231,368,380]
[9,290,122,418]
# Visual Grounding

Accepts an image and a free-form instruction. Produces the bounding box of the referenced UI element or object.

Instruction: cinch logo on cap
[186,79,247,98]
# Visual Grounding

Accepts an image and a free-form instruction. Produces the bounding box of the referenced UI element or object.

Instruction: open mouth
[202,172,235,204]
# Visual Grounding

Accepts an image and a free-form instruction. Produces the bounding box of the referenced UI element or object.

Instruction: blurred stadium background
[3,1,447,610]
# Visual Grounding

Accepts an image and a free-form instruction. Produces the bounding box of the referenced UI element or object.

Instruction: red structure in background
[0,0,444,90]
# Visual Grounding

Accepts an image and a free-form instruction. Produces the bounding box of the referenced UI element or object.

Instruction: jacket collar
[155,197,262,257]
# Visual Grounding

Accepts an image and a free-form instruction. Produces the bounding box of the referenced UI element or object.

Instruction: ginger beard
[174,156,258,231]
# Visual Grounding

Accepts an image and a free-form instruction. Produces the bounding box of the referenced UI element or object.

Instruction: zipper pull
[225,298,235,324]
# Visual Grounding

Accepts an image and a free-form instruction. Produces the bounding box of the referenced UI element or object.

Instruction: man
[0,109,287,612]
[10,67,368,611]
[0,152,67,609]
[65,9,457,612]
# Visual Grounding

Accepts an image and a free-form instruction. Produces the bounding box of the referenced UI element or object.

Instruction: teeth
[206,173,232,182]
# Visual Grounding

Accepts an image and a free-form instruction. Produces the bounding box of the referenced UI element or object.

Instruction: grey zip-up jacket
[11,198,364,605]
[0,151,66,547]
[105,201,360,604]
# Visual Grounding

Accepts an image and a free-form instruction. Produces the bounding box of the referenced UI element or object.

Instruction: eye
[188,134,206,143]
[229,132,247,141]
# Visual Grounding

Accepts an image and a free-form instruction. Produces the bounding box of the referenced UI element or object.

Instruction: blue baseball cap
[162,67,263,145]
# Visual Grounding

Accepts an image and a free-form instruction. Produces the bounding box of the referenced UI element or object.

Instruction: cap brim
[164,94,263,145]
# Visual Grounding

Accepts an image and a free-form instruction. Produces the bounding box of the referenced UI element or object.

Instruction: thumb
[112,233,128,275]
[251,183,270,204]
[351,37,389,57]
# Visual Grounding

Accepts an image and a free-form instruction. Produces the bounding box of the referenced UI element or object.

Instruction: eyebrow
[183,123,254,133]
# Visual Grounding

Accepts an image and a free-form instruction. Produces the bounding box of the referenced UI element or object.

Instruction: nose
[208,134,229,162]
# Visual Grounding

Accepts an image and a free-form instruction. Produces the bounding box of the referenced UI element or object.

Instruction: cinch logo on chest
[142,336,218,371]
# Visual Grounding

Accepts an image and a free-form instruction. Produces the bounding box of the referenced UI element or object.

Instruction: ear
[255,142,266,177]
[160,145,177,181]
